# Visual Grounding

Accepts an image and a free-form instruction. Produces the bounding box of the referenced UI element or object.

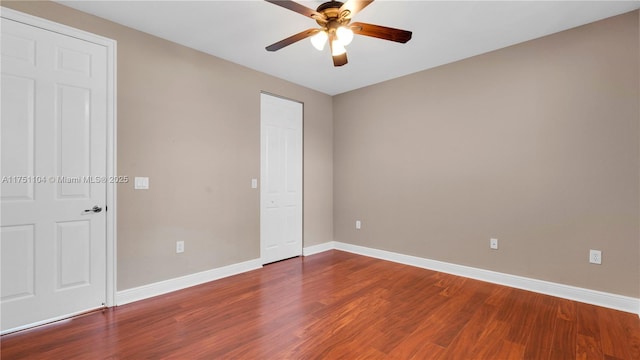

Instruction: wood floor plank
[388,339,446,360]
[550,318,577,359]
[507,292,544,346]
[1,250,638,359]
[576,334,604,360]
[438,303,504,359]
[475,339,526,360]
[512,297,557,358]
[577,302,603,339]
[598,306,635,360]
[614,307,640,359]
[557,297,578,322]
[485,284,514,307]
[576,302,605,360]
[405,279,492,349]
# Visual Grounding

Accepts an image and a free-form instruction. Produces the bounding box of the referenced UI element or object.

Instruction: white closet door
[260,93,303,264]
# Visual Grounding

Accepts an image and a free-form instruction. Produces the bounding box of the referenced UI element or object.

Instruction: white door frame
[1,7,118,308]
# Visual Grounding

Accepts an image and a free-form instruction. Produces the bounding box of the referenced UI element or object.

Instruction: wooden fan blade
[266,28,321,52]
[339,0,374,19]
[350,22,412,43]
[264,0,327,21]
[332,52,348,67]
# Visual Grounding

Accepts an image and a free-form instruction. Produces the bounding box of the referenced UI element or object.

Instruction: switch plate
[134,177,149,190]
[490,238,498,250]
[589,249,601,264]
[251,178,258,189]
[355,220,361,230]
[176,241,184,254]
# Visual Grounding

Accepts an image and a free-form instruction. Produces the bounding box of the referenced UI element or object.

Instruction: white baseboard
[303,241,337,256]
[309,241,639,315]
[115,242,639,316]
[116,258,262,306]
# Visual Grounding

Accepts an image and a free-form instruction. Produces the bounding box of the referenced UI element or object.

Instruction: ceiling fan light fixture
[331,39,346,56]
[336,26,354,46]
[264,0,413,67]
[310,30,328,51]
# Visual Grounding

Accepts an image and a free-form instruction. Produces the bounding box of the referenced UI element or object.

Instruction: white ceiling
[56,0,640,95]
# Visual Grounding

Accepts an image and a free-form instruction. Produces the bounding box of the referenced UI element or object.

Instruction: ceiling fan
[265,0,412,67]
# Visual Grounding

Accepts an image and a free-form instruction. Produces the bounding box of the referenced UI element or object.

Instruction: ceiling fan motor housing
[317,1,345,13]
[315,1,352,30]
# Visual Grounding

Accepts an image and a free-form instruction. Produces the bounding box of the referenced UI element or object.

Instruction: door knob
[84,206,102,213]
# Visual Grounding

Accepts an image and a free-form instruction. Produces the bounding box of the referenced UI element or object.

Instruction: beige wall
[3,2,639,298]
[3,1,333,290]
[334,11,639,297]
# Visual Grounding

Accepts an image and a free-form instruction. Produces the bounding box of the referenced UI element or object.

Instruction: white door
[260,93,302,264]
[1,17,108,333]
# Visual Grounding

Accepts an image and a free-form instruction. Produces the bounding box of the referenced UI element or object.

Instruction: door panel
[1,17,108,332]
[56,46,92,75]
[2,31,35,63]
[56,84,91,198]
[0,74,35,200]
[56,221,91,289]
[260,93,303,264]
[0,225,35,301]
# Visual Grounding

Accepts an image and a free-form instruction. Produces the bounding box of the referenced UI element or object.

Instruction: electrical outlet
[176,241,185,254]
[490,238,498,250]
[355,220,361,230]
[589,249,601,264]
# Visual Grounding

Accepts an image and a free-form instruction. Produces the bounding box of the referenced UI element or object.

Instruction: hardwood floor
[2,250,639,359]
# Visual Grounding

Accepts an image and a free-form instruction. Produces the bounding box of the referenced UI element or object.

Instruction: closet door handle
[84,206,102,213]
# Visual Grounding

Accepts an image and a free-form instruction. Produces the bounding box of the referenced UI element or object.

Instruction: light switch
[134,177,149,190]
[251,178,258,189]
